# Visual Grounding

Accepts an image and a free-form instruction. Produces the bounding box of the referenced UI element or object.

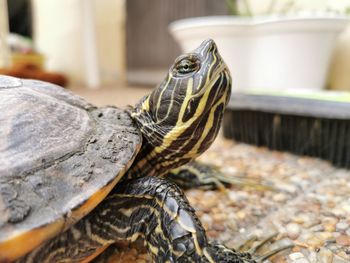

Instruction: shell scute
[0,76,142,260]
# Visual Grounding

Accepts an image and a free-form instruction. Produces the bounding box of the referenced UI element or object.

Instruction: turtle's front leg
[100,176,254,262]
[18,176,255,263]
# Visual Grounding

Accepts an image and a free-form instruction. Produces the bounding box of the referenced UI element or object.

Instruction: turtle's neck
[125,98,195,178]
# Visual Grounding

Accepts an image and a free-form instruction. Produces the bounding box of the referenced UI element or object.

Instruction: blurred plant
[226,0,250,16]
[227,0,350,16]
[228,1,350,17]
[226,0,295,16]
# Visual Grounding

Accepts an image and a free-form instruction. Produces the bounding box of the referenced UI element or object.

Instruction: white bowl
[170,15,350,91]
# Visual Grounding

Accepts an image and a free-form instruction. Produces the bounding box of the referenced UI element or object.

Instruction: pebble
[201,213,213,227]
[107,139,350,263]
[212,222,225,232]
[307,251,318,263]
[332,208,347,217]
[309,224,324,232]
[346,228,350,236]
[207,230,219,239]
[335,235,350,246]
[323,218,338,232]
[315,232,334,242]
[289,252,310,263]
[306,236,324,248]
[286,223,301,240]
[236,211,247,220]
[226,219,238,232]
[336,221,349,232]
[333,254,349,263]
[212,212,227,222]
[291,259,309,263]
[273,192,288,202]
[343,204,350,213]
[289,252,305,260]
[317,248,333,263]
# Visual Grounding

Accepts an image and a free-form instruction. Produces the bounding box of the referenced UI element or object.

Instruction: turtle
[0,39,284,263]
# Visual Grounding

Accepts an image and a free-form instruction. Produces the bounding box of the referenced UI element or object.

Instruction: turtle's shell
[0,76,142,261]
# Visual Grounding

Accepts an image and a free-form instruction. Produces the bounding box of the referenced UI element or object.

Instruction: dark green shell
[0,76,141,250]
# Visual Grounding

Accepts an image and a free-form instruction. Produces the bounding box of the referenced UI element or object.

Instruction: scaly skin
[17,40,270,262]
[18,177,256,263]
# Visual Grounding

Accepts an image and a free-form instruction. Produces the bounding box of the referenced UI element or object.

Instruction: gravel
[103,137,350,263]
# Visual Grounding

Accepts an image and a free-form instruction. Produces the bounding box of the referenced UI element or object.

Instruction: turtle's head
[132,39,231,174]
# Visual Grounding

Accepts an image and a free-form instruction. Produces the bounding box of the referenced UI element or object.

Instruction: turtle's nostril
[195,39,217,55]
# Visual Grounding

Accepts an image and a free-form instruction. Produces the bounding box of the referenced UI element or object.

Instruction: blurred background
[0,0,350,107]
[1,3,350,261]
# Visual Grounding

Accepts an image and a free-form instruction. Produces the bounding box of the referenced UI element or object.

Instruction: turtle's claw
[248,233,278,254]
[236,235,258,252]
[255,243,294,263]
[168,161,275,192]
[213,172,276,192]
[215,233,294,263]
[247,233,294,262]
[203,243,256,263]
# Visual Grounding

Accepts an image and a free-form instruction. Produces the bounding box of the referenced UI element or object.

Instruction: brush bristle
[223,109,350,168]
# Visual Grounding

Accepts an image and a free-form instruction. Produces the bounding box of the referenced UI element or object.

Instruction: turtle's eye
[174,58,200,75]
